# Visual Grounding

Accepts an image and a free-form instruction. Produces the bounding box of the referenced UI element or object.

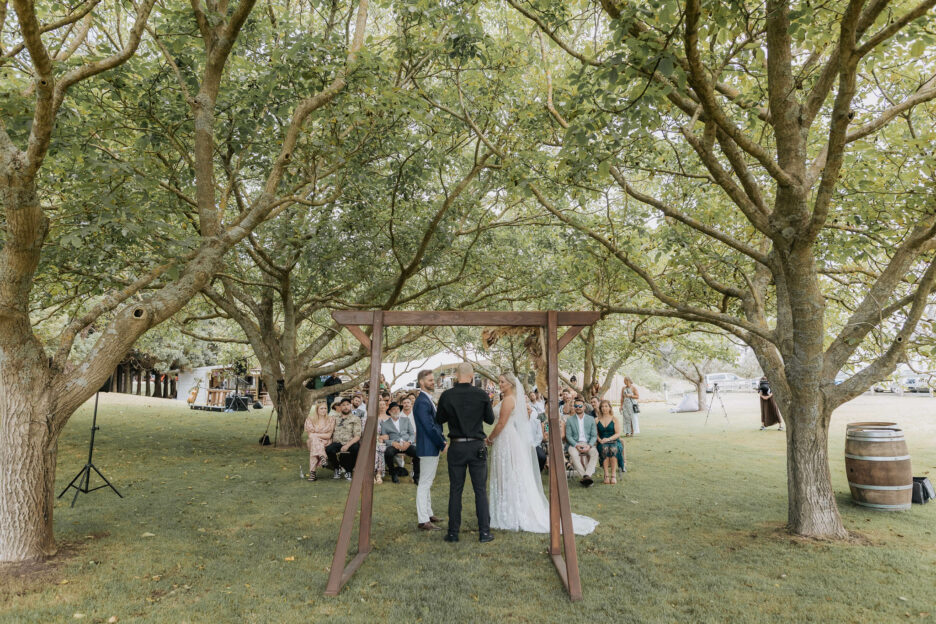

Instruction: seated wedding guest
[351,393,366,423]
[530,389,545,415]
[401,396,418,442]
[596,400,625,483]
[565,397,598,487]
[558,388,572,410]
[304,403,334,482]
[558,399,574,445]
[587,396,600,416]
[380,402,420,484]
[528,402,547,472]
[325,397,361,481]
[374,398,390,484]
[324,373,342,409]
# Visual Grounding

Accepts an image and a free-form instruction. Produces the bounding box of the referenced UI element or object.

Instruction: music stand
[58,391,123,507]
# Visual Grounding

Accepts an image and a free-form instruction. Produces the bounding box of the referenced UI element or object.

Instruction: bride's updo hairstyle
[499,372,521,393]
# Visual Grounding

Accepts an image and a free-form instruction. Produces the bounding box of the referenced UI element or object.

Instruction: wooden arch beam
[324,310,599,602]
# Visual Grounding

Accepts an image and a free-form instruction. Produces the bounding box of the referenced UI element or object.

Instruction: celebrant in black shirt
[435,362,496,542]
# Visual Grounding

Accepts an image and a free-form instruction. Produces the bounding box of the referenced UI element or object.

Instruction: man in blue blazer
[414,370,446,531]
[564,396,599,487]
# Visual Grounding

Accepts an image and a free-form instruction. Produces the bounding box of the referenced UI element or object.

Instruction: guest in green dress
[596,400,625,484]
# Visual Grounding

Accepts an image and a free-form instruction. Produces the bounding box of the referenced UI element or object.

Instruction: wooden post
[547,311,584,601]
[324,312,383,596]
[547,317,562,557]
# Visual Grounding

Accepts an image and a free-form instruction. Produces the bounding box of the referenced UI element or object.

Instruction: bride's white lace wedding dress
[488,376,598,535]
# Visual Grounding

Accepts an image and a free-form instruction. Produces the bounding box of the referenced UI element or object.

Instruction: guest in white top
[400,396,418,443]
[528,402,546,472]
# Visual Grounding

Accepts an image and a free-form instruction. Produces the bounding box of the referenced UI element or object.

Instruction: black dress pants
[535,444,547,472]
[446,439,490,535]
[325,442,360,473]
[384,444,420,479]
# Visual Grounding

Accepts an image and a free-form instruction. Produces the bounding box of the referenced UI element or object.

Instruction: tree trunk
[785,403,846,538]
[162,374,169,399]
[122,364,131,393]
[779,244,846,538]
[169,376,176,399]
[695,381,705,411]
[145,370,151,396]
[0,341,59,561]
[273,385,313,447]
[152,372,162,398]
[135,369,141,395]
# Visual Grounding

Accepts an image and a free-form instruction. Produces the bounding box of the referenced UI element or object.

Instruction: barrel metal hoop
[853,501,912,510]
[847,482,913,491]
[844,453,911,461]
[846,433,905,441]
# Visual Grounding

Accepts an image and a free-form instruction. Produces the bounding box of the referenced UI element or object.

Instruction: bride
[487,373,598,535]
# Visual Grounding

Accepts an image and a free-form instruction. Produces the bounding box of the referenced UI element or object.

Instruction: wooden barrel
[846,421,897,431]
[845,427,912,510]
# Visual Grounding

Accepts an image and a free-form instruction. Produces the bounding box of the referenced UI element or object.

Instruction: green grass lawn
[2,392,935,623]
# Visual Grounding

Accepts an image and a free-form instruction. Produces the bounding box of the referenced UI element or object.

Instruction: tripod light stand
[58,391,123,507]
[704,383,730,426]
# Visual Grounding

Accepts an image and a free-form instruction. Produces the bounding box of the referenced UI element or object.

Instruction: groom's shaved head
[456,362,474,382]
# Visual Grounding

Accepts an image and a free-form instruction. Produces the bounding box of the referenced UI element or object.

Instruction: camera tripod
[58,392,123,507]
[704,383,730,426]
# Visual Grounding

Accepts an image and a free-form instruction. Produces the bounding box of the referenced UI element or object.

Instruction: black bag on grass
[912,477,934,504]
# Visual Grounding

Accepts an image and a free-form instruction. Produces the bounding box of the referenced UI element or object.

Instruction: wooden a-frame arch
[324,310,601,602]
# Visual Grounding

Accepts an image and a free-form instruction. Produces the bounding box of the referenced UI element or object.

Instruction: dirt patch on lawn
[0,532,108,598]
[733,522,876,546]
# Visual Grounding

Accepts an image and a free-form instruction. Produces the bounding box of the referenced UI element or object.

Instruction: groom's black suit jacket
[435,383,495,439]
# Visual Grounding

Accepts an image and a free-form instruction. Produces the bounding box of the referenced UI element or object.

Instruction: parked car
[705,373,744,393]
[901,374,933,393]
[872,380,899,393]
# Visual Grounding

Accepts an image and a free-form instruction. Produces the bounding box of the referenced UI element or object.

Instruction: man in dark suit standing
[435,362,496,543]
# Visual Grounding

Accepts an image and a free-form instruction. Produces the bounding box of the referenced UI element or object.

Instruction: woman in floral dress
[304,403,334,481]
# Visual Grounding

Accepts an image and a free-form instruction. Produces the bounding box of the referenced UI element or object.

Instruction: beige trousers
[568,446,598,478]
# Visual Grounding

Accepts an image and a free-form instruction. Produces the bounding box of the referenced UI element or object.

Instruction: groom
[435,362,496,543]
[414,370,446,531]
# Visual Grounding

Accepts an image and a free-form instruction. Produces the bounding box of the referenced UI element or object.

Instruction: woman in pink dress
[304,403,334,481]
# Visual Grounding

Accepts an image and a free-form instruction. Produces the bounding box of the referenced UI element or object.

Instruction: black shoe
[391,473,399,484]
[443,532,459,542]
[479,532,495,543]
[581,476,593,487]
[413,477,419,485]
